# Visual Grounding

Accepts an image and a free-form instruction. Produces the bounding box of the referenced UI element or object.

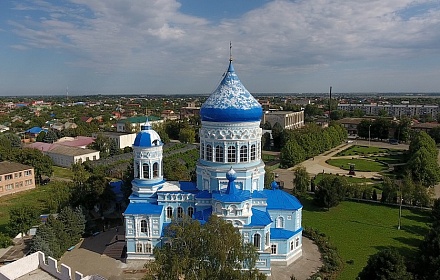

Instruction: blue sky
[1,0,440,96]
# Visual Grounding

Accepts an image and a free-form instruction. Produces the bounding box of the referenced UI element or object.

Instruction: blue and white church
[123,59,303,274]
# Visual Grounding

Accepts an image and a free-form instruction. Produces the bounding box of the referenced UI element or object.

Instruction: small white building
[116,116,163,133]
[46,146,100,168]
[263,111,305,130]
[92,132,137,149]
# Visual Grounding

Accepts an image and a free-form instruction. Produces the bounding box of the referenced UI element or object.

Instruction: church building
[123,59,303,275]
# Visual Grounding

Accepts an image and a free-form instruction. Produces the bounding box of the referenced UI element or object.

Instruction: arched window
[276,217,284,228]
[136,243,143,253]
[201,144,205,159]
[227,146,236,163]
[187,206,194,218]
[206,145,213,161]
[177,207,183,218]
[265,232,270,246]
[215,145,224,162]
[253,233,261,249]
[166,207,173,219]
[135,161,140,178]
[142,163,150,179]
[140,220,148,233]
[240,145,248,162]
[153,162,159,178]
[229,205,237,216]
[251,145,256,161]
[145,243,152,253]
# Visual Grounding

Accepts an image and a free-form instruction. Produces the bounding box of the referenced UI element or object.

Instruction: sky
[1,0,440,96]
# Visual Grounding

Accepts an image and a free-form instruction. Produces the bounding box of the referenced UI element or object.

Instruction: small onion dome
[271,181,279,190]
[200,62,263,122]
[133,119,161,147]
[226,167,237,181]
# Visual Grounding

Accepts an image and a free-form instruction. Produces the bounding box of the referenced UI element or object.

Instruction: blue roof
[193,207,212,223]
[247,209,272,227]
[25,127,46,134]
[133,120,162,147]
[124,202,163,215]
[200,62,262,123]
[262,189,302,210]
[195,190,212,199]
[179,181,198,192]
[270,228,302,240]
[212,189,251,202]
[251,191,267,199]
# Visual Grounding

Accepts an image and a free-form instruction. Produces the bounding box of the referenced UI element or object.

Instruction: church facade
[123,61,303,275]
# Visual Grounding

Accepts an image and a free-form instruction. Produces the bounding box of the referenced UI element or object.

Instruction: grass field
[326,158,388,172]
[301,196,430,280]
[52,166,74,179]
[0,184,56,234]
[336,145,403,156]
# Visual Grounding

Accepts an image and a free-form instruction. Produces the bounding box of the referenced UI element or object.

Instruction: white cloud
[6,0,440,93]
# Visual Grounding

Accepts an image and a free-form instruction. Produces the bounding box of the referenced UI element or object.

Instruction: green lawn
[368,153,407,165]
[313,173,377,185]
[52,166,74,179]
[326,158,388,172]
[336,145,403,156]
[301,196,430,280]
[0,184,56,234]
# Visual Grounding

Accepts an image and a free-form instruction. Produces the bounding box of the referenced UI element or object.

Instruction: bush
[0,232,13,248]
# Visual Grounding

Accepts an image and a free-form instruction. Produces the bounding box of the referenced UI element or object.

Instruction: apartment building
[0,161,35,197]
[338,103,439,118]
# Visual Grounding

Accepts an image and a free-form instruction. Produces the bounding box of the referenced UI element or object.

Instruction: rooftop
[0,161,33,175]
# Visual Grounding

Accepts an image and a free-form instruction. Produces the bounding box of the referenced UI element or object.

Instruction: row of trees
[279,123,347,168]
[358,199,440,279]
[357,117,412,142]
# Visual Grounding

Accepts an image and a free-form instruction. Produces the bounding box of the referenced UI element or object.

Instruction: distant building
[92,132,137,149]
[338,118,364,136]
[338,103,439,118]
[263,111,304,130]
[180,101,201,120]
[116,116,163,133]
[0,161,35,197]
[46,146,100,168]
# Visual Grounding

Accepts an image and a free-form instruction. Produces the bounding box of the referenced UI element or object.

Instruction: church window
[229,205,237,216]
[135,161,140,178]
[296,237,300,247]
[187,206,194,218]
[215,145,224,162]
[166,207,173,219]
[253,233,261,249]
[251,145,256,160]
[140,219,149,235]
[206,145,213,161]
[144,243,152,253]
[142,163,150,179]
[265,232,270,246]
[240,145,248,162]
[216,203,222,214]
[136,243,143,253]
[276,217,284,228]
[271,244,277,254]
[153,162,159,178]
[290,241,294,251]
[227,146,236,163]
[177,207,183,218]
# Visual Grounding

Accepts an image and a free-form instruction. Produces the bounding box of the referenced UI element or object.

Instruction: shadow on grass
[348,219,393,230]
[373,244,418,258]
[401,224,430,237]
[404,209,432,224]
[298,196,328,212]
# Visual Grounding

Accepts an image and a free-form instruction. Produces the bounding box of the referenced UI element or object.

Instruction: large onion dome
[200,62,263,122]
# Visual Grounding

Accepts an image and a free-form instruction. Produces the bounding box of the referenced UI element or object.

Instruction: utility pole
[328,86,332,124]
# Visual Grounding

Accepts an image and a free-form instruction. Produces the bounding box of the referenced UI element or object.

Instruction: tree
[179,127,195,144]
[271,122,284,150]
[264,166,275,189]
[145,215,265,280]
[358,248,412,280]
[432,198,440,225]
[57,206,86,246]
[17,148,53,183]
[314,175,347,210]
[8,206,39,237]
[47,181,71,213]
[43,130,58,143]
[293,166,309,196]
[280,140,305,168]
[416,224,440,279]
[0,133,22,148]
[407,147,440,187]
